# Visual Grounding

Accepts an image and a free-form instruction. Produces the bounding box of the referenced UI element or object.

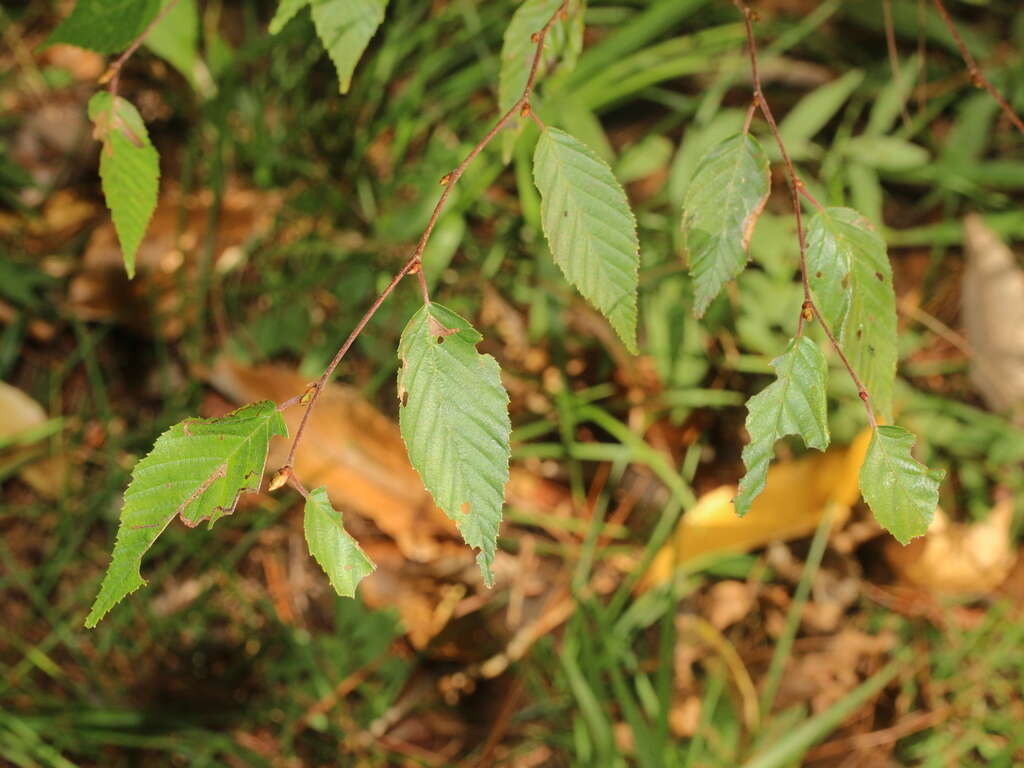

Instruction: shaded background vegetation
[2,0,1024,765]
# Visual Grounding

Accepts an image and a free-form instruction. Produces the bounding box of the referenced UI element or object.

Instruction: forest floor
[2,1,1024,765]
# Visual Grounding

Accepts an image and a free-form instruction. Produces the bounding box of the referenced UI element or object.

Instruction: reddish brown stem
[882,0,913,129]
[734,0,877,427]
[930,0,1024,134]
[278,0,571,472]
[106,0,181,101]
[734,2,811,304]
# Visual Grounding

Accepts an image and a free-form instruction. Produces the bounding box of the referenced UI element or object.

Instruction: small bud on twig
[299,383,317,406]
[268,468,289,492]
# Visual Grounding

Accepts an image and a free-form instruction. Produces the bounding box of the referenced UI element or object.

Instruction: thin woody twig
[882,0,913,129]
[277,0,572,474]
[104,0,182,101]
[930,0,1024,135]
[733,0,877,427]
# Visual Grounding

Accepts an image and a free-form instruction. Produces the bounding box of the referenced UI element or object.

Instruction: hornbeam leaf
[145,0,200,87]
[85,401,287,627]
[269,0,310,33]
[397,303,511,586]
[45,0,160,54]
[304,487,375,598]
[681,133,770,317]
[806,207,897,422]
[533,127,640,352]
[88,93,160,279]
[498,0,584,162]
[735,336,830,515]
[309,0,389,94]
[859,425,943,544]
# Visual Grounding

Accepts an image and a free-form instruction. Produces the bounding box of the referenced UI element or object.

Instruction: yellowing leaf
[642,430,873,590]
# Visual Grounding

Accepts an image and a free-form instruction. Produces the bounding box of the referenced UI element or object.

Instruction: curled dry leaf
[962,214,1024,420]
[885,498,1016,595]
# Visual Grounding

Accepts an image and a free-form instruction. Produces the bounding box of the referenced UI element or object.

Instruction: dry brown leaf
[885,499,1016,595]
[0,381,47,437]
[0,381,68,499]
[40,44,105,81]
[704,579,755,630]
[68,181,280,338]
[642,429,873,590]
[776,628,895,713]
[962,214,1024,419]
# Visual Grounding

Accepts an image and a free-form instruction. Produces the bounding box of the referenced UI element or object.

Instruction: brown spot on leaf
[427,314,459,342]
[741,190,769,251]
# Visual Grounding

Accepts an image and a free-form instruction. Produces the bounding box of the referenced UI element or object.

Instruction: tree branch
[103,0,181,102]
[930,0,1024,135]
[277,0,572,474]
[734,0,877,427]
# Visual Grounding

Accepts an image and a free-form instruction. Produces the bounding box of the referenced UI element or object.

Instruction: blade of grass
[742,654,906,768]
[759,502,837,716]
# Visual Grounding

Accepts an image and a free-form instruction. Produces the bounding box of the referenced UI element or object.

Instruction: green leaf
[45,0,160,54]
[304,487,375,598]
[735,337,830,516]
[681,134,770,317]
[88,92,160,279]
[145,0,199,87]
[778,70,864,148]
[806,207,897,422]
[844,136,929,172]
[84,402,287,627]
[397,303,511,587]
[498,0,584,162]
[309,0,389,94]
[532,127,640,352]
[859,425,943,544]
[269,0,311,34]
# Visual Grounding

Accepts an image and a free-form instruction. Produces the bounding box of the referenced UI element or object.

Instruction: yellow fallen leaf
[642,429,873,589]
[885,499,1016,595]
[0,381,67,499]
